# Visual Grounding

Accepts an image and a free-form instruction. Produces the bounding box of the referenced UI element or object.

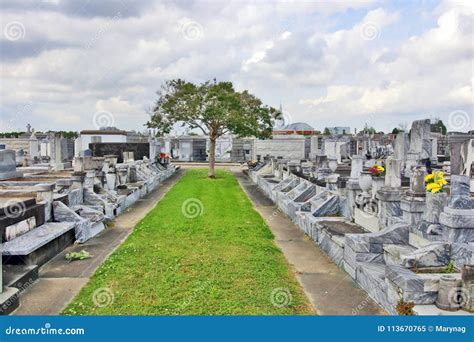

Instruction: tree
[431,119,447,135]
[147,79,277,178]
[323,127,331,135]
[363,124,376,134]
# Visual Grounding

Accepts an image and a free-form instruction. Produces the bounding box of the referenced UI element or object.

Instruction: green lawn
[63,169,313,315]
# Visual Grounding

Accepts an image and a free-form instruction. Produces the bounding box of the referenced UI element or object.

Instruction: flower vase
[359,171,372,196]
[371,176,385,199]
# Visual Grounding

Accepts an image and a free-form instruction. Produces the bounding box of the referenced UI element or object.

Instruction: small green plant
[443,260,456,273]
[412,260,419,273]
[327,212,342,217]
[396,298,416,315]
[65,250,92,262]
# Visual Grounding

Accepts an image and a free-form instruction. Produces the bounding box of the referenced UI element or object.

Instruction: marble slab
[1,222,75,255]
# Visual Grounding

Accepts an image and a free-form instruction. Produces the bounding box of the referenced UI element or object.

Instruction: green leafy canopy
[147,79,278,140]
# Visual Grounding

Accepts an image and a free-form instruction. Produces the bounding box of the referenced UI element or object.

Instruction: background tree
[147,79,277,178]
[431,118,447,135]
[363,124,377,135]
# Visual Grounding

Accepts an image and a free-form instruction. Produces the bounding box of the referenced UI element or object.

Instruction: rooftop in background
[325,127,351,135]
[80,127,128,136]
[273,122,315,135]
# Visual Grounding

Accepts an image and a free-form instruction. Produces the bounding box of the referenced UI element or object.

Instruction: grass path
[63,169,313,315]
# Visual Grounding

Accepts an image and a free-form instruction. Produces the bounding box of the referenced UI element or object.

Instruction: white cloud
[0,0,471,133]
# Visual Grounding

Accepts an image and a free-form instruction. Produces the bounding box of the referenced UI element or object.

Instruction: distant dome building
[273,122,315,135]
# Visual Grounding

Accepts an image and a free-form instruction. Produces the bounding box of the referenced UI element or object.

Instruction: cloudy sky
[0,0,472,134]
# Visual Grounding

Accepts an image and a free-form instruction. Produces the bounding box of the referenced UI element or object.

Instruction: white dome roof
[281,122,314,131]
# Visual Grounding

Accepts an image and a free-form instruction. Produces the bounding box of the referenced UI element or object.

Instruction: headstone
[384,159,402,188]
[49,133,66,170]
[74,137,82,158]
[430,135,438,163]
[401,166,427,226]
[460,139,474,191]
[377,160,404,230]
[28,131,39,159]
[407,166,426,197]
[447,175,472,210]
[309,136,321,160]
[0,150,20,180]
[314,154,327,169]
[439,175,474,243]
[350,155,364,179]
[393,132,408,161]
[123,151,134,163]
[409,119,431,160]
[448,133,474,175]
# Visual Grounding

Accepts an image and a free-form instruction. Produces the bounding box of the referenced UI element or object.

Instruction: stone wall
[231,138,253,162]
[89,142,150,163]
[253,136,305,160]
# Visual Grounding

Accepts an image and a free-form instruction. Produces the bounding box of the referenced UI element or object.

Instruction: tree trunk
[208,137,216,178]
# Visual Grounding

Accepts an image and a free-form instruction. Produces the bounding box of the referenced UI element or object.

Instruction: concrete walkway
[233,169,386,315]
[12,170,184,315]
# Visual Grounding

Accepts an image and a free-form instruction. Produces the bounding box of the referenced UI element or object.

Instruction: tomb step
[2,264,39,290]
[1,198,46,240]
[414,304,473,316]
[356,262,392,311]
[383,244,416,266]
[2,222,76,266]
[0,287,19,315]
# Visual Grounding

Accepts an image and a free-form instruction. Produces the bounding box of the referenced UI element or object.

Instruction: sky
[0,0,472,134]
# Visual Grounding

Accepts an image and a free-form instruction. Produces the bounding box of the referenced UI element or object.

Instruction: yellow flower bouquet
[424,171,448,193]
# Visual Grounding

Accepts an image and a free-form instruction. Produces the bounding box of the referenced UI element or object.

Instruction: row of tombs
[0,149,177,314]
[249,157,474,315]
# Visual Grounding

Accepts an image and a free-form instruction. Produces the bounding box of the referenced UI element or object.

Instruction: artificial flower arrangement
[424,170,448,193]
[368,164,385,177]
